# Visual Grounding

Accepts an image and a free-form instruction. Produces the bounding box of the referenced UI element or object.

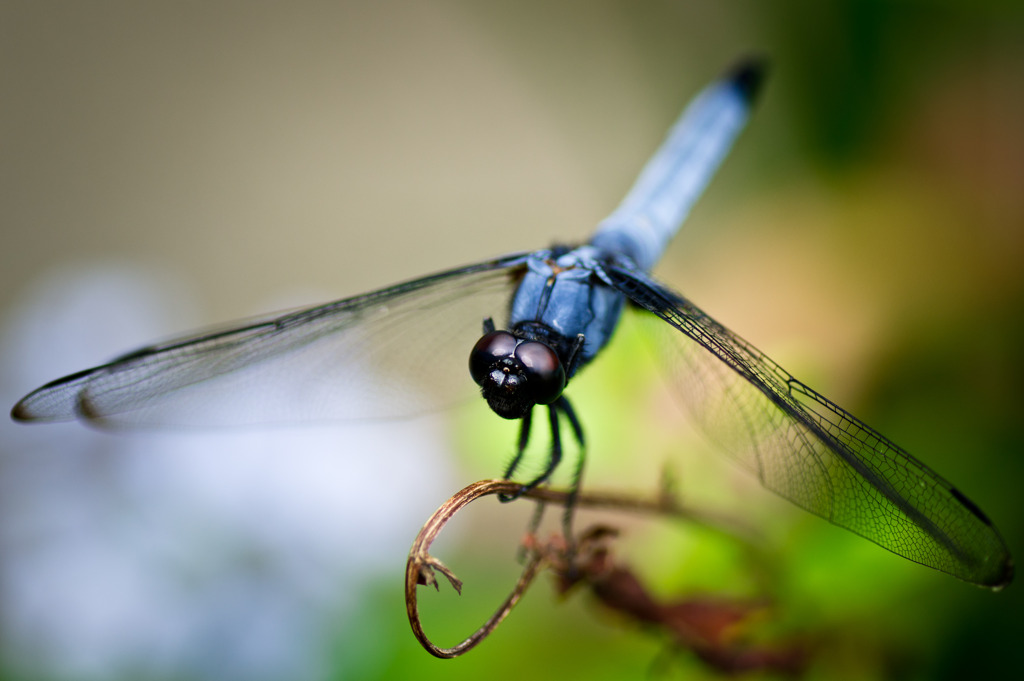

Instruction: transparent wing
[13,253,531,428]
[606,264,1013,588]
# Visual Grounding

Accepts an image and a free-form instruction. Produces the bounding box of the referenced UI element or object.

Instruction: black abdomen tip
[727,56,769,103]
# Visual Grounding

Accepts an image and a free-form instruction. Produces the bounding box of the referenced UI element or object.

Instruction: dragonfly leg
[565,334,586,376]
[521,404,564,493]
[500,397,587,563]
[500,404,564,501]
[499,408,534,502]
[557,396,586,554]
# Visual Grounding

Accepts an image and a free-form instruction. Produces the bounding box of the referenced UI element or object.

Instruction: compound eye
[515,341,566,404]
[469,331,518,385]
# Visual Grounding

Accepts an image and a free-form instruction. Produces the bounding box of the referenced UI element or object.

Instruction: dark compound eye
[514,341,566,404]
[469,330,518,385]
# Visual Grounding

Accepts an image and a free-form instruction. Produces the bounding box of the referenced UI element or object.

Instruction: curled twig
[405,478,756,658]
[405,479,545,658]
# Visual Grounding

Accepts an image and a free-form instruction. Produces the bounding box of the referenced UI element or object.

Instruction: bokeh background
[2,1,1023,679]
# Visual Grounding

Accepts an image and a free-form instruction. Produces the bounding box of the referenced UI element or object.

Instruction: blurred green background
[2,1,1023,679]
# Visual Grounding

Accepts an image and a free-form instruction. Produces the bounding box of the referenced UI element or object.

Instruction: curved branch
[405,479,545,658]
[405,477,756,658]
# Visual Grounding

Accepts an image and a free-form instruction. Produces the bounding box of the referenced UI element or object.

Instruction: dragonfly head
[469,330,566,419]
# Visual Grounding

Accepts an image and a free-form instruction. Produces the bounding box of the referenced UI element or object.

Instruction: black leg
[516,404,563,493]
[565,333,586,376]
[498,395,587,564]
[557,396,586,551]
[499,408,533,502]
[499,404,563,501]
[558,395,585,447]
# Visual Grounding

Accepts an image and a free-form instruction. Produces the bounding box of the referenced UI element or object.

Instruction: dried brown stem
[405,478,755,658]
[405,479,544,658]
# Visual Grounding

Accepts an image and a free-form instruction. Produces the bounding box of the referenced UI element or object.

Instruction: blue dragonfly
[12,60,1013,588]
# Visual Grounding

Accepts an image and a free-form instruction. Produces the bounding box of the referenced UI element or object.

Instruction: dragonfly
[12,60,1013,589]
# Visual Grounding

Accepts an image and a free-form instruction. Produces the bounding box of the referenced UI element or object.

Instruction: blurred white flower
[0,264,456,681]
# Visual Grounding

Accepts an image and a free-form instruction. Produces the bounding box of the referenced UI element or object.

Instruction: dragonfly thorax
[469,330,566,419]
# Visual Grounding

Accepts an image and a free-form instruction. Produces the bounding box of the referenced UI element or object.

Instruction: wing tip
[10,399,34,422]
[10,396,77,424]
[726,56,769,104]
[10,390,53,422]
[989,556,1015,590]
[10,367,98,423]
